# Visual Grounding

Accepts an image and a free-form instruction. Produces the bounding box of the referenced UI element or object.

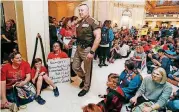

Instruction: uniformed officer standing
[72,4,101,97]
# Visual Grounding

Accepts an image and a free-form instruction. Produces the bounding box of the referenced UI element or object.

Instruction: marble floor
[2,53,178,112]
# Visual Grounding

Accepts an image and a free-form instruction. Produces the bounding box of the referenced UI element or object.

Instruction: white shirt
[119,44,129,56]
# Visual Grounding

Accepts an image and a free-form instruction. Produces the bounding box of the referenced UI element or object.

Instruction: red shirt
[31,66,48,79]
[132,40,138,44]
[47,51,68,59]
[143,45,152,52]
[151,41,158,45]
[60,28,73,37]
[71,25,77,36]
[163,45,169,50]
[1,61,31,89]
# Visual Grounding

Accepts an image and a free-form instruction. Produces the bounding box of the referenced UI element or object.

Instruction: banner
[48,58,71,84]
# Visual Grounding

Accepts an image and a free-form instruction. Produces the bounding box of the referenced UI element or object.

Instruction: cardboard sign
[153,28,159,31]
[48,58,71,84]
[141,28,148,35]
[141,58,146,71]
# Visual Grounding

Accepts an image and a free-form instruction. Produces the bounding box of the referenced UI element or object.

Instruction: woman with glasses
[130,67,172,112]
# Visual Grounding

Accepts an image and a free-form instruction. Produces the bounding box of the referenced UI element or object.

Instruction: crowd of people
[81,22,179,112]
[1,3,179,112]
[0,42,69,111]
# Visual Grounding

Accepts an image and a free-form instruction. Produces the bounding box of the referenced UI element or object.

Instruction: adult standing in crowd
[72,4,101,97]
[106,20,114,63]
[71,16,79,37]
[1,20,17,63]
[49,16,58,51]
[59,17,74,57]
[98,20,114,67]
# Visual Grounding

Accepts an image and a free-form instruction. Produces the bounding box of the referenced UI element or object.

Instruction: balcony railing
[145,14,179,19]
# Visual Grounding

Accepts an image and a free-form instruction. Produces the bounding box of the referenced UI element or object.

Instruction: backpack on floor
[100,27,110,45]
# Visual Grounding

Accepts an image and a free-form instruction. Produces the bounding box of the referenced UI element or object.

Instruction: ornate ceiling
[145,0,179,14]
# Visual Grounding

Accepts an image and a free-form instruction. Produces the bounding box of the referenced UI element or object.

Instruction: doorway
[1,1,27,64]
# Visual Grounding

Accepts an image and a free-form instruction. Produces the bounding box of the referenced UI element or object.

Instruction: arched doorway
[120,8,132,28]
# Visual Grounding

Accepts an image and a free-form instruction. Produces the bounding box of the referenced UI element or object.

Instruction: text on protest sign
[48,58,71,84]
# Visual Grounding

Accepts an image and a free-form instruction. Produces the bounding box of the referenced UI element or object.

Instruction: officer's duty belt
[77,40,92,49]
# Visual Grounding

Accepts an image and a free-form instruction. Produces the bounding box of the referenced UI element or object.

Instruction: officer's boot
[98,57,103,68]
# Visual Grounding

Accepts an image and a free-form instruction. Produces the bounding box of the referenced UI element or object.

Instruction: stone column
[22,1,50,64]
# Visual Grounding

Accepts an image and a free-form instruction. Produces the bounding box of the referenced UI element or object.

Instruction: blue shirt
[108,28,114,42]
[118,70,142,100]
[160,57,171,75]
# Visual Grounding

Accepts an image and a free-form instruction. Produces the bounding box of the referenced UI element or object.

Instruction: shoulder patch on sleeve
[94,19,99,26]
[86,17,94,24]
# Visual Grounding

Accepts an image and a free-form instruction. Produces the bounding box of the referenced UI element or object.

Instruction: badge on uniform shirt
[82,24,89,27]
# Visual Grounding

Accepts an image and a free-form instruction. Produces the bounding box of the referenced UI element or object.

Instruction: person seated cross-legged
[167,89,179,112]
[31,58,59,105]
[130,67,172,112]
[1,52,32,111]
[97,60,142,112]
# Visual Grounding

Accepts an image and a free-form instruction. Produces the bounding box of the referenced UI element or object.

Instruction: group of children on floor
[96,21,179,88]
[83,23,179,111]
[83,60,179,112]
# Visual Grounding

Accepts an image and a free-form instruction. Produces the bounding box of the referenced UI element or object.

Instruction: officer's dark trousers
[72,46,93,90]
[98,46,108,64]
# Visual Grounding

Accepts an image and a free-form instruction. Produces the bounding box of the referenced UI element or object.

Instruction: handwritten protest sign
[48,58,71,84]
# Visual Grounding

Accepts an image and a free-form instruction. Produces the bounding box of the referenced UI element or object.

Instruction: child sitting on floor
[31,58,59,105]
[109,43,121,63]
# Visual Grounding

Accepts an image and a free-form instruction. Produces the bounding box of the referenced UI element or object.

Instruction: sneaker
[35,95,46,105]
[53,87,59,97]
